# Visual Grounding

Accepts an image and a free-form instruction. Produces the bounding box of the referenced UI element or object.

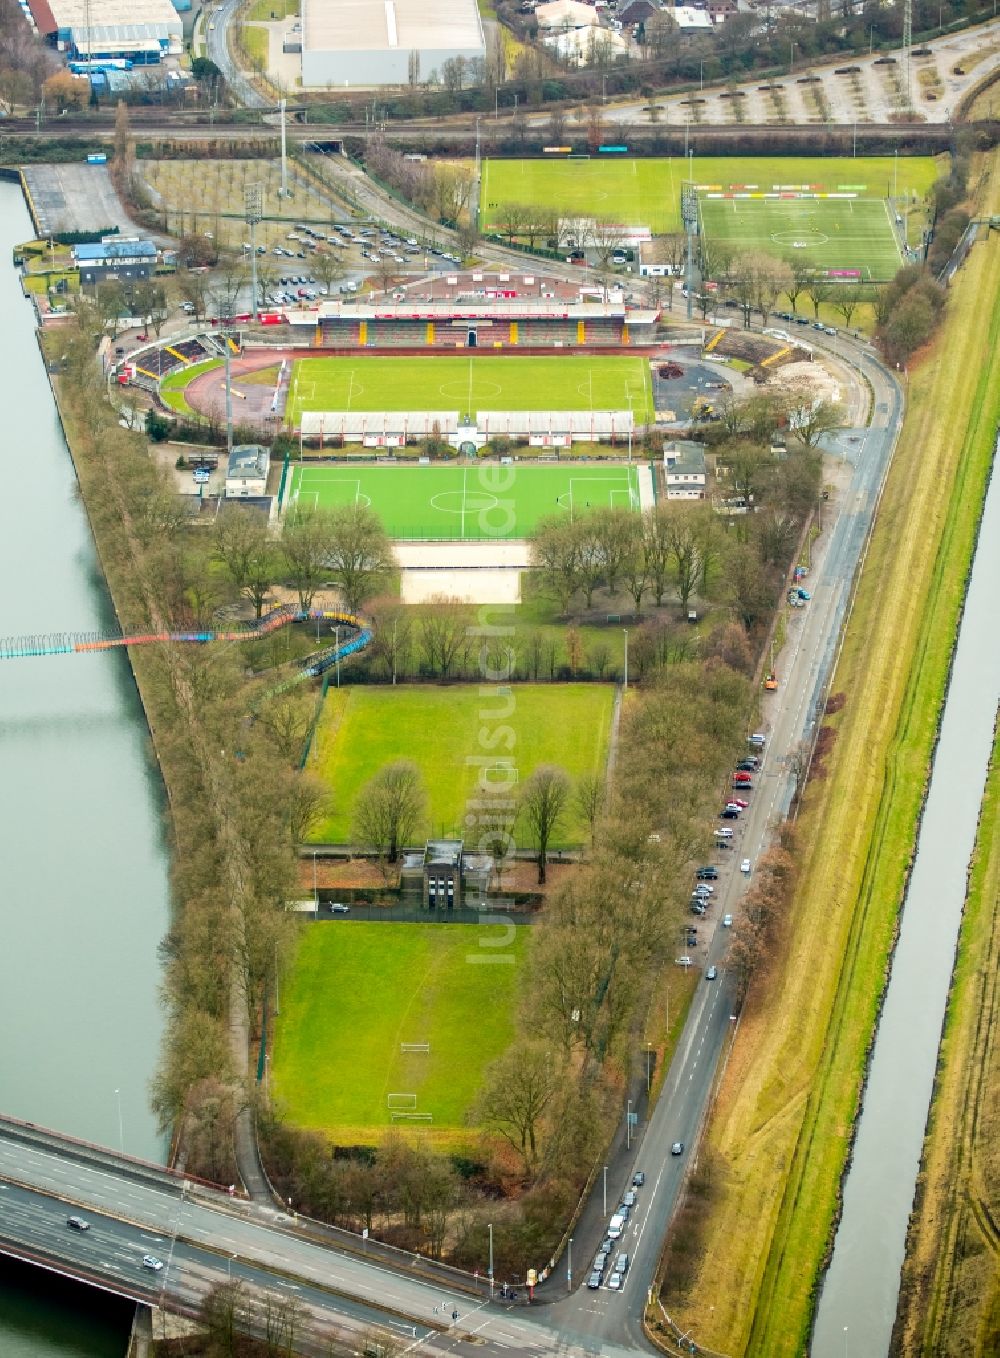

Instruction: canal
[812,450,1000,1355]
[0,182,170,1352]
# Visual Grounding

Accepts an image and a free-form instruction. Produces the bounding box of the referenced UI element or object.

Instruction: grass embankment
[309,682,614,845]
[272,923,527,1147]
[159,358,221,415]
[892,724,1000,1356]
[659,156,1000,1356]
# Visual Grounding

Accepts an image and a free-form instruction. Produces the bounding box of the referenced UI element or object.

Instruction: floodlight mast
[681,182,699,323]
[245,183,263,322]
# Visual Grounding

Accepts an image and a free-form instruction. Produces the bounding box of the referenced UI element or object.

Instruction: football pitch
[698,195,901,279]
[287,462,642,539]
[272,923,527,1142]
[286,354,654,423]
[482,154,938,262]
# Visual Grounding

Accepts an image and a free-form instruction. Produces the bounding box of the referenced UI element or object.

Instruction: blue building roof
[74,239,158,263]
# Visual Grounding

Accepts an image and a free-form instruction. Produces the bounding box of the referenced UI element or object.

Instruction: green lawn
[481,155,940,237]
[159,358,219,415]
[288,461,642,540]
[272,923,526,1140]
[287,354,655,423]
[246,0,297,17]
[699,194,900,281]
[310,683,614,844]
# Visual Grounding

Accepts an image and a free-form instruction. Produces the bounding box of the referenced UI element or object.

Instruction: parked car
[723,913,733,927]
[720,808,740,819]
[588,1270,603,1290]
[608,1272,623,1291]
[736,759,759,772]
[329,902,350,913]
[671,1142,685,1155]
[729,797,749,809]
[622,1190,637,1208]
[693,884,713,896]
[595,1249,610,1272]
[740,858,752,875]
[632,1171,645,1187]
[696,866,719,880]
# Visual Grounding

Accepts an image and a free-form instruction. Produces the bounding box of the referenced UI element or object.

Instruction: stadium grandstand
[298,409,636,450]
[283,271,658,350]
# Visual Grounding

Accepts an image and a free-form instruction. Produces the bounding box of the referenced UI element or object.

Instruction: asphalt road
[206,0,270,110]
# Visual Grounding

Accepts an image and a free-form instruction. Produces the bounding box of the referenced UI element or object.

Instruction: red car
[729,797,749,809]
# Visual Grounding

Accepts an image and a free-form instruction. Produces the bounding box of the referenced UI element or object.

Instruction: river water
[0,182,170,1352]
[812,452,1000,1355]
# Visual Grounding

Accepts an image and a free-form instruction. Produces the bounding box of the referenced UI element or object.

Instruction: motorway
[0,331,901,1356]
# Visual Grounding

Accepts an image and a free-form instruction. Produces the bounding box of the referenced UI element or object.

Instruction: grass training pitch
[482,155,938,255]
[288,461,641,539]
[698,195,901,280]
[272,923,527,1141]
[286,354,654,423]
[310,683,614,845]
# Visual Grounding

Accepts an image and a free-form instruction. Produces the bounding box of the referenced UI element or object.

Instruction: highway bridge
[0,1113,645,1355]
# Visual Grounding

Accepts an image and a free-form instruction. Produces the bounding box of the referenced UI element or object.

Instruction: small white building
[672,4,713,30]
[663,439,707,499]
[225,444,270,499]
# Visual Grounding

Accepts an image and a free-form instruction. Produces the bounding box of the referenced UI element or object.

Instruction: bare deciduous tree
[352,760,426,864]
[473,1041,560,1172]
[519,764,570,884]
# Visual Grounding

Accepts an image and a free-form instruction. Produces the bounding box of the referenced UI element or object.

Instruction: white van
[714,827,734,840]
[608,1211,627,1240]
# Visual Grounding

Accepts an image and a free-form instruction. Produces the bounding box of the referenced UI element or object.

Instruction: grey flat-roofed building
[663,439,707,500]
[225,444,270,499]
[301,0,485,88]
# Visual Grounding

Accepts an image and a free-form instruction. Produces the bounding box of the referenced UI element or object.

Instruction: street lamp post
[622,629,629,690]
[626,1098,632,1151]
[334,625,341,687]
[603,1164,608,1215]
[312,850,318,906]
[567,1236,573,1290]
[488,1222,494,1297]
[114,1088,124,1154]
[699,59,704,92]
[646,1042,652,1094]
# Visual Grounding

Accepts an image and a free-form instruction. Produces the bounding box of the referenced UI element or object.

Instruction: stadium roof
[303,0,483,54]
[290,299,639,323]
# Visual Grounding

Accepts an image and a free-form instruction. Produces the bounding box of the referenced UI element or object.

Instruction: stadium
[143,270,661,457]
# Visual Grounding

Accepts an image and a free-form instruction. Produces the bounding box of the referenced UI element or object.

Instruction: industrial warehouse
[27,0,182,63]
[300,0,485,88]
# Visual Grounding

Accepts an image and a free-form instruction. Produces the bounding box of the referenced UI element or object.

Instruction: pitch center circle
[430,491,500,515]
[437,379,503,401]
[771,229,830,247]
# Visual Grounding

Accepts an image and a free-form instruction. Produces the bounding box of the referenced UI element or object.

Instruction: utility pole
[902,0,913,111]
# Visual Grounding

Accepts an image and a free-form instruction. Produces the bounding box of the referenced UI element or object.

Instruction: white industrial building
[300,0,485,88]
[28,0,182,61]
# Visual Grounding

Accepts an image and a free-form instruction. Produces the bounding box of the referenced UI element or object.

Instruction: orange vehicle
[764,671,778,691]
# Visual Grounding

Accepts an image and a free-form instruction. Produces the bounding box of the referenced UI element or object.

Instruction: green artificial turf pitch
[481,153,938,237]
[697,194,901,280]
[310,683,615,845]
[272,923,527,1139]
[286,354,654,423]
[287,461,641,539]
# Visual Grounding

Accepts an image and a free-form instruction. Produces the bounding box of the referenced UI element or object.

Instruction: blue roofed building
[73,237,158,286]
